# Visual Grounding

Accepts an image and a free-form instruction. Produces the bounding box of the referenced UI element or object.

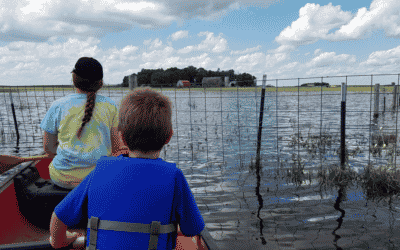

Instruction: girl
[41,57,123,189]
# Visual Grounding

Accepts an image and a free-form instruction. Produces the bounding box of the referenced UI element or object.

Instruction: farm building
[177,80,191,88]
[300,82,330,87]
[202,77,225,87]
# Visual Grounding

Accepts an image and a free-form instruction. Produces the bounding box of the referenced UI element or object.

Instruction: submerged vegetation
[237,117,400,206]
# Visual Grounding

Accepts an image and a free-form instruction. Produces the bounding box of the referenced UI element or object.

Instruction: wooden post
[374,84,379,118]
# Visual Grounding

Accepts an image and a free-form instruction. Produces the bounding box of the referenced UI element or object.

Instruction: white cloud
[360,45,400,67]
[275,62,299,75]
[0,37,140,85]
[171,30,189,41]
[142,46,174,62]
[177,32,227,54]
[231,45,261,55]
[143,38,163,49]
[0,0,279,42]
[236,52,264,65]
[275,3,353,47]
[197,32,228,53]
[143,39,152,46]
[271,44,296,53]
[307,52,356,68]
[139,52,212,69]
[314,49,322,56]
[333,0,400,39]
[150,38,163,49]
[178,45,194,54]
[275,1,400,49]
[265,53,289,67]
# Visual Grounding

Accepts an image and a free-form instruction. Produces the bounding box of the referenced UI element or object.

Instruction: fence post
[255,75,267,168]
[393,84,398,110]
[129,74,137,91]
[224,76,229,87]
[384,96,386,112]
[374,83,380,118]
[9,90,20,144]
[340,82,347,169]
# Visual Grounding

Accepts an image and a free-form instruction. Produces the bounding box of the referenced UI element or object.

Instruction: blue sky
[1,0,400,86]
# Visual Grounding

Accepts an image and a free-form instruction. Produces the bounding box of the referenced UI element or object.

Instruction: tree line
[121,66,256,87]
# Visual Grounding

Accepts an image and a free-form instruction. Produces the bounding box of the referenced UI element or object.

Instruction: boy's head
[118,87,173,153]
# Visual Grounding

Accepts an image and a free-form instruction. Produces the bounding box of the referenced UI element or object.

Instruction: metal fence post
[340,82,347,169]
[374,83,380,118]
[9,90,20,144]
[256,75,267,168]
[393,84,398,110]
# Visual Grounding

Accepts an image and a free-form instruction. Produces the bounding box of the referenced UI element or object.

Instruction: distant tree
[236,73,255,86]
[122,76,129,87]
[183,66,197,82]
[138,69,153,86]
[122,67,256,88]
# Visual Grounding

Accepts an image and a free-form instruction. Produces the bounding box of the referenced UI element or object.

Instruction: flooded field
[1,88,400,249]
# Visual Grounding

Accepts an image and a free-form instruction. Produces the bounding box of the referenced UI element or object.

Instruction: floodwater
[2,88,400,249]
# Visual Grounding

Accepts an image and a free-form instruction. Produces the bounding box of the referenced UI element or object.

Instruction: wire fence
[2,73,400,249]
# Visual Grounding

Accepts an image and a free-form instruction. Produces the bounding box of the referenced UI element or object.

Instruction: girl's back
[41,57,120,189]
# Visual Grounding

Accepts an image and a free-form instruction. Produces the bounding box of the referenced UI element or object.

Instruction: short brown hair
[118,87,173,153]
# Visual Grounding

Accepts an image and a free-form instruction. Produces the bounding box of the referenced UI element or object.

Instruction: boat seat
[13,166,87,230]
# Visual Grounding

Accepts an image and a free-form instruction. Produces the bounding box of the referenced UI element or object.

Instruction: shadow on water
[254,156,267,246]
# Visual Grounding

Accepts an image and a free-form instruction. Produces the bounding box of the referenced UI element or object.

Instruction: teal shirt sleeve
[40,101,62,135]
[54,169,93,227]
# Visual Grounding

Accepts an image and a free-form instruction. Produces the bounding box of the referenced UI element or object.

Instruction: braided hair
[73,73,103,139]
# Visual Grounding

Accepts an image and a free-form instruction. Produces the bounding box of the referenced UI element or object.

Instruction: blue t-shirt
[54,156,205,250]
[40,93,119,170]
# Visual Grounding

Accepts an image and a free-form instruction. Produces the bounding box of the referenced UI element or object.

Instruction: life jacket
[87,216,177,250]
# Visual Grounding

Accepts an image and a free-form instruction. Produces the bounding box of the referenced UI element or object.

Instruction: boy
[50,87,207,249]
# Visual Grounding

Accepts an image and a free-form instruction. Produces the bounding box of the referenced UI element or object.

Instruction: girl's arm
[43,131,58,157]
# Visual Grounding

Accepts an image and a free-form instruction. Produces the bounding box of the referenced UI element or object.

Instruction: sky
[1,0,400,86]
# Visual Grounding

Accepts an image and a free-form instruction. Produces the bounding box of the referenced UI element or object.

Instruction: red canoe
[0,152,218,250]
